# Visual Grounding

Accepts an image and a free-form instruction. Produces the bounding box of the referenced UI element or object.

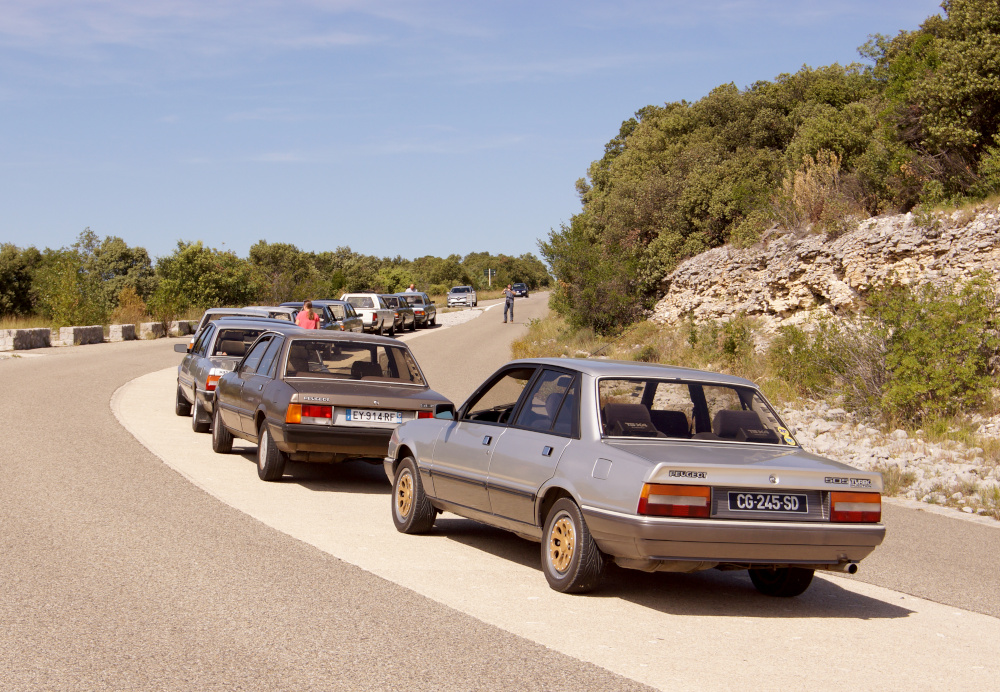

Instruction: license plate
[346,408,402,424]
[728,492,808,513]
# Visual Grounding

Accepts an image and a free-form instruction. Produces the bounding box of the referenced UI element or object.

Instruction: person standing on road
[296,300,321,329]
[502,284,515,323]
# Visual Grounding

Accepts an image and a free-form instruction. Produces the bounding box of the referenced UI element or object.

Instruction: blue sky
[0,0,944,262]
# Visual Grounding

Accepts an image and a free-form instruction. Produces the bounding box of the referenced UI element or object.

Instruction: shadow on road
[232,448,392,495]
[438,518,913,620]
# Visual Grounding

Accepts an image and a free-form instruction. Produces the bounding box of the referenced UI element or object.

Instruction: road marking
[113,367,1000,691]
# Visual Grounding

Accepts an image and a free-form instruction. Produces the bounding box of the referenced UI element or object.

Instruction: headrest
[712,410,765,438]
[604,403,662,437]
[217,339,246,357]
[649,410,690,438]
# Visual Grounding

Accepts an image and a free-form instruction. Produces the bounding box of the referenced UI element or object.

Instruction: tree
[0,244,40,317]
[151,241,262,317]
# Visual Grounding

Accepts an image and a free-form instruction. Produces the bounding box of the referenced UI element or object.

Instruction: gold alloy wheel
[548,515,576,573]
[396,471,414,519]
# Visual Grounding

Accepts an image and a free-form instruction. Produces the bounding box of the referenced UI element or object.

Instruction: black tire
[191,397,210,433]
[391,456,435,533]
[409,318,416,331]
[256,424,287,482]
[211,404,233,454]
[430,314,436,326]
[541,498,605,593]
[378,320,387,336]
[389,321,396,337]
[175,385,192,417]
[748,567,815,597]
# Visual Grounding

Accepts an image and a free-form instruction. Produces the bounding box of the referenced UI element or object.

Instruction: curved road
[1,296,998,690]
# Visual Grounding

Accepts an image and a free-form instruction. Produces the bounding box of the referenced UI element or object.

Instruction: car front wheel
[391,456,436,533]
[542,498,605,593]
[175,385,191,416]
[748,566,814,597]
[257,424,287,482]
[211,404,233,454]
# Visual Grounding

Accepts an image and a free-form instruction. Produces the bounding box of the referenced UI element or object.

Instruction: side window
[552,379,579,437]
[193,324,214,356]
[330,304,345,320]
[463,367,536,424]
[258,337,284,378]
[239,336,272,375]
[513,370,575,434]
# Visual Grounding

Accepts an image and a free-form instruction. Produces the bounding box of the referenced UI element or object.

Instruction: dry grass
[0,315,52,330]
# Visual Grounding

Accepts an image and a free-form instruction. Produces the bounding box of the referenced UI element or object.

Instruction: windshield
[346,296,374,309]
[285,339,425,385]
[451,286,470,293]
[401,295,425,306]
[598,378,795,445]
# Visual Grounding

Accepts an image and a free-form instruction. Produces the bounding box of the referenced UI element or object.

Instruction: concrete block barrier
[109,324,137,342]
[169,320,192,337]
[0,328,51,351]
[139,322,165,340]
[59,325,104,346]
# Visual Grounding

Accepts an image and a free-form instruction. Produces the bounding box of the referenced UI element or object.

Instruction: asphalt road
[3,295,1000,690]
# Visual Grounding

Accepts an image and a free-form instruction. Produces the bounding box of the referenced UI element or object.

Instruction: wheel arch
[535,485,578,527]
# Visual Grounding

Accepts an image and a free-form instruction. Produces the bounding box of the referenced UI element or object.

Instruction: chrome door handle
[482,435,492,445]
[542,446,553,457]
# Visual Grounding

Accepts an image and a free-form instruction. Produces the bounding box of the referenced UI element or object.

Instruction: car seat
[649,410,691,438]
[603,403,665,437]
[351,361,383,379]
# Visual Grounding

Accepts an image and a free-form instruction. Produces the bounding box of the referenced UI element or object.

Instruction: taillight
[206,375,221,391]
[638,484,711,518]
[417,411,433,419]
[830,492,881,522]
[286,404,333,424]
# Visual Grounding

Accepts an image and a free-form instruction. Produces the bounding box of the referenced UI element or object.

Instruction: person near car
[296,300,321,329]
[502,284,515,323]
[405,284,417,292]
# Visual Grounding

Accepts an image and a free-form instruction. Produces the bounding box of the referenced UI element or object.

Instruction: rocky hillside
[650,205,1000,329]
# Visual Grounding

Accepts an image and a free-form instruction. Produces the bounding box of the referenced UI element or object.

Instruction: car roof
[203,307,270,316]
[215,316,306,329]
[505,357,759,388]
[279,329,403,346]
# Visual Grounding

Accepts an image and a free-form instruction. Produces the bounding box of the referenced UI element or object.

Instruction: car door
[429,365,537,514]
[237,335,284,436]
[227,335,274,434]
[487,370,579,525]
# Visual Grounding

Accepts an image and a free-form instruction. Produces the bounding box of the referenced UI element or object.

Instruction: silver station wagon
[385,358,886,596]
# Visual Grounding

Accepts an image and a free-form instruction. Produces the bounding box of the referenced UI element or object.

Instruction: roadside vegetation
[541,0,1000,335]
[0,230,550,329]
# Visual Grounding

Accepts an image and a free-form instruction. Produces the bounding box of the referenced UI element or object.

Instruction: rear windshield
[401,295,425,306]
[597,378,794,445]
[346,296,374,309]
[285,339,425,385]
[213,329,266,358]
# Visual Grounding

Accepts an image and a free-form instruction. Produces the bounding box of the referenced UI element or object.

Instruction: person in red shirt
[296,300,321,329]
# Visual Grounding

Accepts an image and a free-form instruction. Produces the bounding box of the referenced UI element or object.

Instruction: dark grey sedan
[381,294,417,332]
[213,330,450,482]
[174,319,304,433]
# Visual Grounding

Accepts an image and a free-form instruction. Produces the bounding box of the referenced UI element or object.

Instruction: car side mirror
[434,403,456,420]
[174,343,191,353]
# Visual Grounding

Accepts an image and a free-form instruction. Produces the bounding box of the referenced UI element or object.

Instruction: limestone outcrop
[651,206,1000,329]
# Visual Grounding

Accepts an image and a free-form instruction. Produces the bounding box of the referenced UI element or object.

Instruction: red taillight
[286,403,333,424]
[638,484,711,518]
[830,492,881,522]
[417,410,433,419]
[206,375,221,391]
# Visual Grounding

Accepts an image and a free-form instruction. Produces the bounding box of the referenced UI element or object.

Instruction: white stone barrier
[59,325,104,346]
[109,324,137,342]
[0,328,51,352]
[139,322,165,340]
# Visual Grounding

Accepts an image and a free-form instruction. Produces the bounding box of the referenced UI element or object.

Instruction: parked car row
[174,312,886,598]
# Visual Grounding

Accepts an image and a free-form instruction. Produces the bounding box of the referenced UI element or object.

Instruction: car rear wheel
[430,314,436,326]
[409,317,416,331]
[175,386,191,416]
[542,498,605,593]
[211,404,233,454]
[257,424,287,482]
[748,566,815,597]
[391,456,435,533]
[388,321,396,336]
[191,397,210,433]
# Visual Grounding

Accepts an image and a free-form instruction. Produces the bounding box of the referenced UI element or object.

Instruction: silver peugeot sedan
[384,358,885,596]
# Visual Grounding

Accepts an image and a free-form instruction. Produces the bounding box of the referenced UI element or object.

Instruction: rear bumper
[272,422,393,460]
[582,505,885,566]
